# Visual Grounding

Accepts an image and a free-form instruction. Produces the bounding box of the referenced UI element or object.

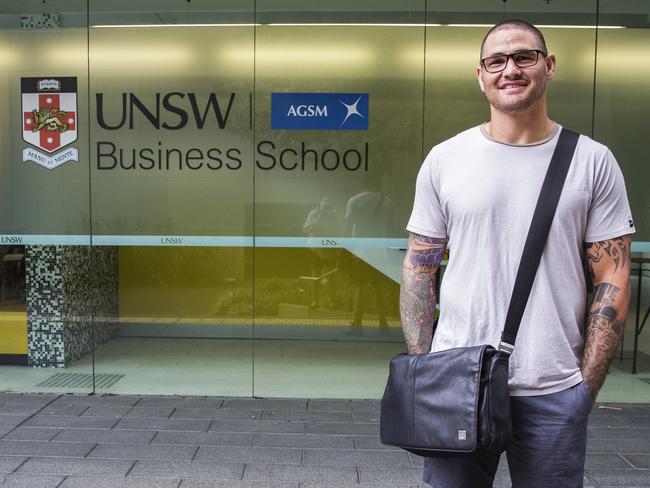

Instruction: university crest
[21,77,78,169]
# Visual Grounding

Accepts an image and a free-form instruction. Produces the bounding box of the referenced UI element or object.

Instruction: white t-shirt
[407,125,635,395]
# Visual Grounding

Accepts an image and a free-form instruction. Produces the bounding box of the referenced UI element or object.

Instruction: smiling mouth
[500,83,527,90]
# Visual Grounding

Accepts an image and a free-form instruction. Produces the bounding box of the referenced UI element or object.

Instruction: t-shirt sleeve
[406,154,447,238]
[584,149,636,243]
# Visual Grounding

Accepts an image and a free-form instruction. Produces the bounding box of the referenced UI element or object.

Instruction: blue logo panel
[271,93,369,130]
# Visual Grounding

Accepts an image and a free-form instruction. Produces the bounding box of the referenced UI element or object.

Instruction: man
[402,20,634,488]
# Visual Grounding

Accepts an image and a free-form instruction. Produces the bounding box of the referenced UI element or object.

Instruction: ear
[476,65,485,92]
[545,53,556,80]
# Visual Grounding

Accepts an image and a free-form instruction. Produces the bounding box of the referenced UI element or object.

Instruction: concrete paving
[0,393,648,487]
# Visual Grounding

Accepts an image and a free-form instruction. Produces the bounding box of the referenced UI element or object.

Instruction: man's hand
[582,235,632,402]
[400,232,446,355]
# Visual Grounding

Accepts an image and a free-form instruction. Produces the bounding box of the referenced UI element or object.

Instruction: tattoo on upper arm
[585,236,630,275]
[405,233,446,271]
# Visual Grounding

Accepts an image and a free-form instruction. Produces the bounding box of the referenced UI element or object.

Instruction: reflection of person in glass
[302,197,341,309]
[403,20,634,488]
[345,173,394,329]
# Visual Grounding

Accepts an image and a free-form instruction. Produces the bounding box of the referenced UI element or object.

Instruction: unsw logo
[21,77,79,169]
[271,93,369,130]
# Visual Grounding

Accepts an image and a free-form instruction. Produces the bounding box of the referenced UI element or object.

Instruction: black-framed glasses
[480,49,547,73]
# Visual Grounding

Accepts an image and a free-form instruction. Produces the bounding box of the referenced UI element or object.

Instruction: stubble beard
[486,79,546,114]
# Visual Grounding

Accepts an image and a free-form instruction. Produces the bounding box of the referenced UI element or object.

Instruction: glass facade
[0,0,648,399]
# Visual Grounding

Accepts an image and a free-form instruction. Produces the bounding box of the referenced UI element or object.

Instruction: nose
[502,55,523,76]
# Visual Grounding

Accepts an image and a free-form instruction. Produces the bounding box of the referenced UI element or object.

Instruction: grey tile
[38,404,88,416]
[210,410,264,421]
[302,448,412,467]
[195,446,301,464]
[584,453,634,470]
[587,438,650,453]
[128,460,244,480]
[114,418,211,432]
[307,400,380,413]
[0,456,27,473]
[135,396,223,409]
[593,404,650,415]
[305,422,378,435]
[0,440,95,457]
[124,407,175,419]
[588,427,649,440]
[23,415,118,429]
[253,434,354,449]
[82,406,133,417]
[2,427,61,441]
[52,429,156,444]
[242,464,357,482]
[261,411,352,423]
[0,415,30,427]
[209,420,305,434]
[88,443,198,461]
[0,394,58,406]
[180,481,296,488]
[168,408,222,420]
[52,395,140,407]
[621,454,650,469]
[0,426,12,437]
[300,484,427,488]
[0,473,65,487]
[0,405,42,416]
[586,469,650,485]
[354,436,400,450]
[409,453,423,467]
[620,416,650,428]
[17,457,134,476]
[60,477,180,488]
[351,411,380,423]
[221,399,307,411]
[153,431,252,447]
[586,415,626,428]
[358,466,424,484]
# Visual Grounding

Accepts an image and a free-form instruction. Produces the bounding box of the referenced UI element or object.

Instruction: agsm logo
[271,93,368,130]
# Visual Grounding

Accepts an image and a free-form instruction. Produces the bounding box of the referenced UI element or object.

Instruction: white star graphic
[339,96,366,127]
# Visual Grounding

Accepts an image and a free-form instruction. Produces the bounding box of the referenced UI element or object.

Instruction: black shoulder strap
[498,128,580,354]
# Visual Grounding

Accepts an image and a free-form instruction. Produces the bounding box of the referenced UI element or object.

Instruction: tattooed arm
[582,235,632,401]
[400,232,446,355]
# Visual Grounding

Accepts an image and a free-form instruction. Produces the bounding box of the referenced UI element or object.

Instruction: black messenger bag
[380,128,580,456]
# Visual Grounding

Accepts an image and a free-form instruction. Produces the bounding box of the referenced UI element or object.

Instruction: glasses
[480,49,547,73]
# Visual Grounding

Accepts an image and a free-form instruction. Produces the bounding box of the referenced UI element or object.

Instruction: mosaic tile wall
[25,246,118,368]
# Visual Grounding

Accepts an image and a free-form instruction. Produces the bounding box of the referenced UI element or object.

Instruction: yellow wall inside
[0,312,28,355]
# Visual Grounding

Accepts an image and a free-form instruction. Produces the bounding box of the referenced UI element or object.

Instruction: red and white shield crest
[21,77,78,169]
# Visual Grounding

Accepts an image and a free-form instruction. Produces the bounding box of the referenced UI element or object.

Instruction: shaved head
[480,19,547,58]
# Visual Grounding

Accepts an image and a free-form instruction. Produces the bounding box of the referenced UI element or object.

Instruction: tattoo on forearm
[400,233,445,355]
[582,236,631,402]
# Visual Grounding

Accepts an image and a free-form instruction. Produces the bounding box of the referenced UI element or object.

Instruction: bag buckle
[497,341,514,354]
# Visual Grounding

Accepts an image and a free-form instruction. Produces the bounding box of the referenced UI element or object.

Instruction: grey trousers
[423,381,592,488]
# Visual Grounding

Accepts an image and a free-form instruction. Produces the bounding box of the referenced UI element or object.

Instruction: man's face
[476,27,556,114]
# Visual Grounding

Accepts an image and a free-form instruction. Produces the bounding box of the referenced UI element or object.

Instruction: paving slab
[0,393,59,406]
[128,460,244,480]
[253,433,354,449]
[114,418,211,432]
[242,464,358,483]
[52,428,156,444]
[23,415,118,429]
[180,481,296,488]
[302,448,411,467]
[0,415,30,427]
[222,399,308,411]
[17,457,134,476]
[152,431,253,447]
[358,466,424,484]
[0,473,66,487]
[124,407,176,419]
[59,477,181,488]
[0,455,27,474]
[88,443,199,461]
[135,397,224,409]
[2,427,61,441]
[305,422,378,435]
[195,446,302,464]
[0,440,95,457]
[261,410,353,423]
[208,420,305,434]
